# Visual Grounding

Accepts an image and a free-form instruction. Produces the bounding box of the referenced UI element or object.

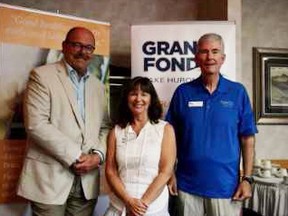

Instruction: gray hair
[197,33,225,54]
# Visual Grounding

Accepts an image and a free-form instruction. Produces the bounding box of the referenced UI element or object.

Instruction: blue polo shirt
[166,75,258,198]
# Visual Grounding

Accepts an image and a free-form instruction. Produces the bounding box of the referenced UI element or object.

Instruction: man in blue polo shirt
[166,33,258,216]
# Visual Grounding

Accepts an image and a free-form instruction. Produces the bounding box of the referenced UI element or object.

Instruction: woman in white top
[105,77,176,216]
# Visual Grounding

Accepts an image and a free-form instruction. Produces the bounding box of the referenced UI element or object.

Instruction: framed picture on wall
[253,47,288,124]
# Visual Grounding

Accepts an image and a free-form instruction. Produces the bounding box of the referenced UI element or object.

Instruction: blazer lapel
[56,62,85,133]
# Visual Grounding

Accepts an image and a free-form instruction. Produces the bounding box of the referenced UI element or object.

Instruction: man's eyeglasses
[65,41,95,54]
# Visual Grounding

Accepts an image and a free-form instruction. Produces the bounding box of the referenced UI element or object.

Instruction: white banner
[131,21,236,113]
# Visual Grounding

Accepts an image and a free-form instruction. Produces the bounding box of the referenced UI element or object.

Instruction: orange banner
[0,3,110,204]
[0,140,27,203]
[0,4,110,56]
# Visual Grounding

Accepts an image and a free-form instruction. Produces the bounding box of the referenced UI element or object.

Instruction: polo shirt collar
[216,74,229,93]
[196,74,229,94]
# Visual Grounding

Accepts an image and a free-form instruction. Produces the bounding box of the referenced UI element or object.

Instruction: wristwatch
[242,176,254,185]
[89,149,104,165]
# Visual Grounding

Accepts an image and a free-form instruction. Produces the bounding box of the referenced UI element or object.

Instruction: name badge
[188,101,203,107]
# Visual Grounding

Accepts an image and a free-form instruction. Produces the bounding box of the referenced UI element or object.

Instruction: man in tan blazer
[17,27,110,216]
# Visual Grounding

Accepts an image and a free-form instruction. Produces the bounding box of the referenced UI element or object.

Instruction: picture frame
[253,47,288,124]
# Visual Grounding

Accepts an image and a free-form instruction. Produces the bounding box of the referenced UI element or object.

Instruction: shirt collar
[196,74,229,94]
[64,60,90,80]
[217,74,230,93]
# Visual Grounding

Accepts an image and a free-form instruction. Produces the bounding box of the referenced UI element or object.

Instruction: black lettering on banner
[142,40,198,72]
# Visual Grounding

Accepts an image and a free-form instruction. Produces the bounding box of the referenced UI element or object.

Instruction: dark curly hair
[116,76,163,128]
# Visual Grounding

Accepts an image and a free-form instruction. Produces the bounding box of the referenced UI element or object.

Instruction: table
[244,176,288,216]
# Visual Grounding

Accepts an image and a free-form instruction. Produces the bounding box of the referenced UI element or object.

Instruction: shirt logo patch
[220,100,234,108]
[188,101,203,107]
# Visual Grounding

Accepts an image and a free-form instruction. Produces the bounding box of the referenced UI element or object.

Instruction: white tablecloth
[244,176,288,216]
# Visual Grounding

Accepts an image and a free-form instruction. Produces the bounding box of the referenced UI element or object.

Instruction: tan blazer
[17,61,110,204]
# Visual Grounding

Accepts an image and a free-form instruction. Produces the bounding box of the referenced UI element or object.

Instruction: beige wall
[228,0,241,81]
[242,0,288,160]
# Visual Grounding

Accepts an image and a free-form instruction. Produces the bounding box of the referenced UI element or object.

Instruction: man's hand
[72,154,101,175]
[232,181,252,201]
[168,173,178,196]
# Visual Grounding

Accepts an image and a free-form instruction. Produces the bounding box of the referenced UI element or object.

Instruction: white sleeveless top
[109,120,169,216]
